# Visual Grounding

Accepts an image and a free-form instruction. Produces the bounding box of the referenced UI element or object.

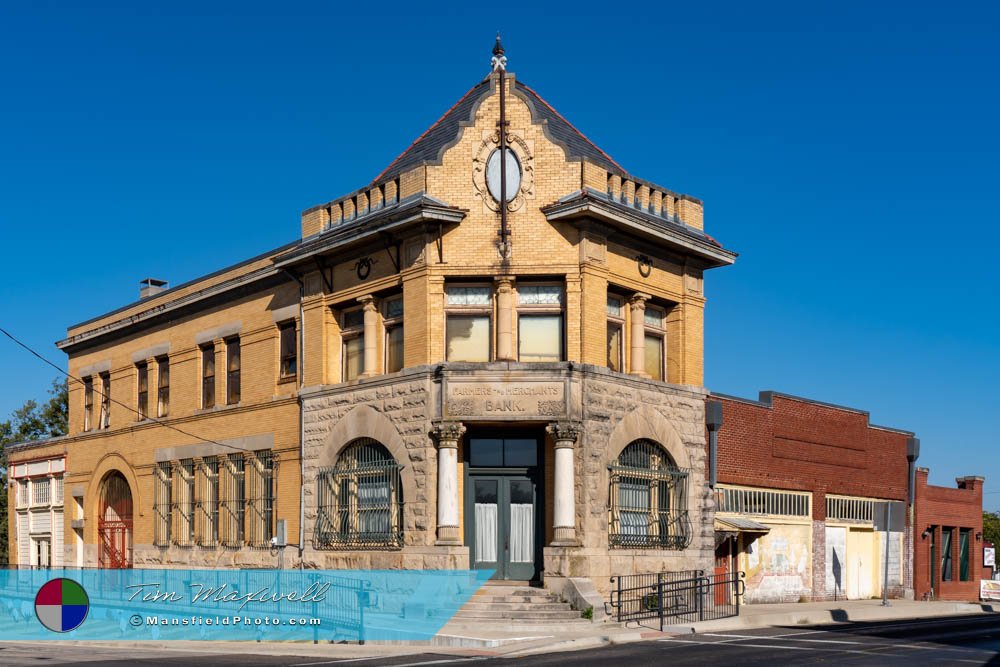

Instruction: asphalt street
[3,614,1000,666]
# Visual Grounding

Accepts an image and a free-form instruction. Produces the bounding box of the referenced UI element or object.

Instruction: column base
[435,525,462,545]
[551,526,579,546]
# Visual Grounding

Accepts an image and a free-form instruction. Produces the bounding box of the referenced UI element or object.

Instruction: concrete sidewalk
[17,599,998,661]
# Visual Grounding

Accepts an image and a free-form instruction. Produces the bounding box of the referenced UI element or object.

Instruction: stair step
[453,610,584,620]
[471,595,561,604]
[460,601,569,611]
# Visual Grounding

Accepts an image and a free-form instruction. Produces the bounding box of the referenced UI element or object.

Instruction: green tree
[983,511,1000,549]
[0,378,69,563]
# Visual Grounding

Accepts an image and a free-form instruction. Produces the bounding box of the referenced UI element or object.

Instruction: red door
[98,472,133,569]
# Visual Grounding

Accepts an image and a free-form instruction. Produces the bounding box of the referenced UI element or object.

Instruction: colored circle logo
[35,578,89,633]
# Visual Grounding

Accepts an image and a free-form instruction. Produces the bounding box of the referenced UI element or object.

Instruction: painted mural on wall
[744,523,812,603]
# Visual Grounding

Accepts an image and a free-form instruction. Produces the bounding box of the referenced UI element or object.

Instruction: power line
[1,326,250,453]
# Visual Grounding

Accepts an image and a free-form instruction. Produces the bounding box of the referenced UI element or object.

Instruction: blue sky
[1,1,997,504]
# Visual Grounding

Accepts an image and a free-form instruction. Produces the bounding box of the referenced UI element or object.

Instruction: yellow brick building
[8,45,734,596]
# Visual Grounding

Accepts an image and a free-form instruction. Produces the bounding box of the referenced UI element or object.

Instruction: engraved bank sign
[444,380,566,418]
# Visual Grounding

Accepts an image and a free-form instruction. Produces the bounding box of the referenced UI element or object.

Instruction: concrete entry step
[451,583,587,624]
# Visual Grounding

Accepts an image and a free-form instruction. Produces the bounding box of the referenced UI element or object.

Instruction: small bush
[581,606,594,620]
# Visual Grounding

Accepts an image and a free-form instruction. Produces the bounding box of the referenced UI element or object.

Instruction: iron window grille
[315,438,403,550]
[220,453,246,547]
[153,462,172,546]
[246,450,276,548]
[609,439,691,549]
[31,478,51,506]
[172,459,195,546]
[196,457,220,546]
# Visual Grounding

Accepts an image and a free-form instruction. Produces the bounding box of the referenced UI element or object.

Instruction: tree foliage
[983,511,1000,549]
[0,378,69,563]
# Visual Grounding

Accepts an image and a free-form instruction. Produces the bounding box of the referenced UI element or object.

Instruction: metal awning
[714,517,771,546]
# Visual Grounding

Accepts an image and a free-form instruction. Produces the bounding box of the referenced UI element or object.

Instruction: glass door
[469,475,537,580]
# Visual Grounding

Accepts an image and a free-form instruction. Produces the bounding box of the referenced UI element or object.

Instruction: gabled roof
[372,74,628,184]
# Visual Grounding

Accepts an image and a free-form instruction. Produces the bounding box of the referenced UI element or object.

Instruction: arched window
[315,438,403,549]
[608,439,690,549]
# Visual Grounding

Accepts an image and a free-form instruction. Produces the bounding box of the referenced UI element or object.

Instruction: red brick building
[709,390,986,603]
[913,469,984,600]
[710,391,915,603]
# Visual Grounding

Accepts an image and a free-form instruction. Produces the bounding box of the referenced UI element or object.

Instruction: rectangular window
[643,305,666,381]
[383,297,404,374]
[53,476,63,505]
[942,527,954,582]
[99,372,111,428]
[959,528,971,581]
[221,453,246,547]
[279,321,297,379]
[153,462,172,546]
[136,362,149,420]
[156,356,170,417]
[83,377,94,431]
[716,485,811,517]
[32,478,51,506]
[201,344,215,409]
[607,294,624,372]
[17,479,28,508]
[446,285,492,362]
[517,284,564,362]
[341,307,365,381]
[196,457,220,546]
[226,338,241,405]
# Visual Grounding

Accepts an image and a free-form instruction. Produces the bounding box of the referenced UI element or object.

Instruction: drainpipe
[706,401,723,488]
[281,268,306,569]
[906,437,920,507]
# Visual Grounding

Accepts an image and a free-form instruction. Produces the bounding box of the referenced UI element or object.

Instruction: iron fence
[609,569,745,629]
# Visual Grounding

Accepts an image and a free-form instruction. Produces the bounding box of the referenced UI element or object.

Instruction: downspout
[281,268,306,569]
[705,400,723,488]
[906,437,920,597]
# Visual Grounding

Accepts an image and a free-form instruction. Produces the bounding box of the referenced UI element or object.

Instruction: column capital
[494,276,515,290]
[629,292,651,309]
[357,294,378,311]
[546,421,583,447]
[431,420,466,447]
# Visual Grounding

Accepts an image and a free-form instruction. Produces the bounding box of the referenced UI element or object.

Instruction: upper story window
[32,477,51,506]
[517,283,564,362]
[383,296,404,374]
[279,321,297,380]
[16,479,28,508]
[226,337,241,405]
[98,372,111,429]
[201,344,215,409]
[606,294,625,373]
[341,306,365,381]
[156,356,170,417]
[136,362,149,420]
[83,377,94,431]
[643,305,667,381]
[446,285,492,362]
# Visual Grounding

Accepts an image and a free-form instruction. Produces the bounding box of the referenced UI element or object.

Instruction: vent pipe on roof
[139,278,168,300]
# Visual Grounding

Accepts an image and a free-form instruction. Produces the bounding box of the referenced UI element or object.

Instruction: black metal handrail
[609,570,746,629]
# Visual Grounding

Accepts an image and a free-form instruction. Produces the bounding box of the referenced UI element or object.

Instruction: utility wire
[1,326,251,453]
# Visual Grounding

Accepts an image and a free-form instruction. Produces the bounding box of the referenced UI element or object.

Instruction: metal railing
[609,570,745,629]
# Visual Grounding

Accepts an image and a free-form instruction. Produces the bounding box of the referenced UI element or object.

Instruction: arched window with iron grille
[315,438,403,549]
[608,439,691,549]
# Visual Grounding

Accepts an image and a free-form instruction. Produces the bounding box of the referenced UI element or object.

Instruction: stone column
[432,420,466,545]
[547,421,583,545]
[495,277,515,361]
[358,295,378,377]
[629,293,651,377]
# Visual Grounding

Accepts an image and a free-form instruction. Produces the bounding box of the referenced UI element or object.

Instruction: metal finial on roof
[491,32,507,71]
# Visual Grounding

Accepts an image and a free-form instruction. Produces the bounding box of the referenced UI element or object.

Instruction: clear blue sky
[1,2,997,504]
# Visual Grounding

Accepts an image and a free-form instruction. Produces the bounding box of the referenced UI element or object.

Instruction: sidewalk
[20,599,998,661]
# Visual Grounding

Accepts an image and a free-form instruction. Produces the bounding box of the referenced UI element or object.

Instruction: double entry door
[465,435,541,581]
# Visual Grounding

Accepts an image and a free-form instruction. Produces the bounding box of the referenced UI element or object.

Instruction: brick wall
[913,469,984,601]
